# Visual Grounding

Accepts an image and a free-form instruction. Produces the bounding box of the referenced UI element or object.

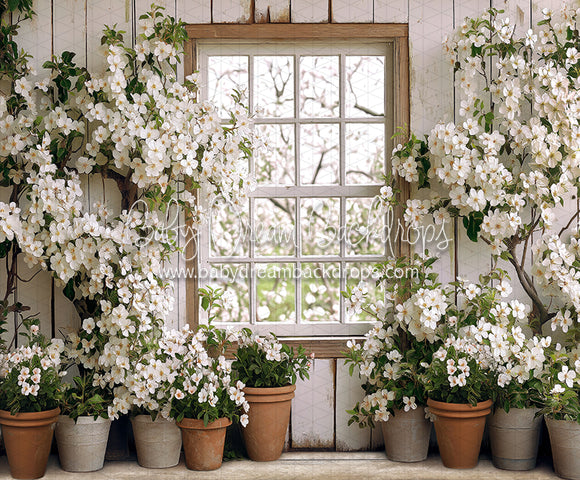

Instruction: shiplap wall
[3,0,570,451]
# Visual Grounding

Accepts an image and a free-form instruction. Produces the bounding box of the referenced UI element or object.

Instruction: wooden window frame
[183,24,410,357]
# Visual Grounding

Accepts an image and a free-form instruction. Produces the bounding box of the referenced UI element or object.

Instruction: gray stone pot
[380,407,432,462]
[131,415,182,468]
[55,415,111,472]
[546,416,580,480]
[488,407,542,471]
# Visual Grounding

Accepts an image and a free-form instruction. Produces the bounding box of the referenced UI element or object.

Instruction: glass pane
[256,263,296,323]
[255,56,294,118]
[300,56,339,117]
[345,262,383,323]
[207,263,250,323]
[210,201,249,257]
[255,124,295,185]
[300,123,339,184]
[300,198,340,256]
[254,198,296,256]
[345,56,385,117]
[207,56,249,117]
[345,123,385,184]
[346,197,385,255]
[301,262,340,323]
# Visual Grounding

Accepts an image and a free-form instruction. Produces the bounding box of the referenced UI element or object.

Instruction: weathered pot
[380,407,432,462]
[427,398,492,469]
[177,417,231,471]
[546,416,580,480]
[0,407,60,479]
[242,384,295,461]
[55,415,111,472]
[131,415,182,468]
[488,407,541,471]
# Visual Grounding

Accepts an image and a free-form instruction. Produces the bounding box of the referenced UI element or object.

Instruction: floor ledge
[0,452,558,479]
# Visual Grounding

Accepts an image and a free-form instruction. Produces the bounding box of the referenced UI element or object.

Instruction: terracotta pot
[545,416,580,480]
[177,417,231,471]
[427,398,492,469]
[488,407,542,471]
[55,415,111,472]
[242,384,295,461]
[380,407,432,462]
[131,415,182,468]
[0,407,60,479]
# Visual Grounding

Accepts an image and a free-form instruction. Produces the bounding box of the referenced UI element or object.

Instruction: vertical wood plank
[332,0,373,23]
[335,360,371,451]
[177,0,211,23]
[86,0,132,74]
[213,0,252,23]
[291,0,329,23]
[135,0,176,20]
[16,0,52,77]
[373,0,408,23]
[53,0,87,67]
[494,0,530,36]
[291,359,335,448]
[15,262,54,339]
[255,0,290,23]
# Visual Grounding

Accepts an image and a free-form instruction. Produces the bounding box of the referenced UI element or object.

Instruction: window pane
[207,56,249,117]
[301,262,340,323]
[255,56,294,118]
[345,262,383,323]
[210,201,249,257]
[346,197,385,255]
[254,198,296,256]
[255,124,295,185]
[300,56,339,117]
[300,123,339,184]
[300,198,340,256]
[208,263,250,323]
[345,56,385,118]
[256,263,296,323]
[345,123,385,184]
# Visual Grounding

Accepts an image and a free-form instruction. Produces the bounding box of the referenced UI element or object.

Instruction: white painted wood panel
[335,360,371,451]
[494,0,530,36]
[255,0,290,22]
[16,0,52,78]
[213,0,252,23]
[291,0,329,23]
[332,0,373,23]
[373,0,408,23]
[177,0,211,23]
[291,359,335,448]
[15,259,53,339]
[135,0,175,20]
[53,0,87,68]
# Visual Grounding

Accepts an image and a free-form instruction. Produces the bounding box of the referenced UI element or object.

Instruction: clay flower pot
[488,407,542,471]
[242,384,295,461]
[0,407,60,479]
[55,415,111,472]
[380,407,432,462]
[545,416,580,480]
[427,398,492,469]
[177,417,231,471]
[131,415,182,468]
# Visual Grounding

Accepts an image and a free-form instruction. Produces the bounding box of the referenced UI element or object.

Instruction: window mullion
[249,196,255,325]
[294,53,302,325]
[248,54,254,116]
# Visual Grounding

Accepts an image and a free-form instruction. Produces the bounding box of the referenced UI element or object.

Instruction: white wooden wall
[3,0,569,451]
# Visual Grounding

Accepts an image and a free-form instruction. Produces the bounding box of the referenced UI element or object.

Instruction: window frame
[183,24,410,353]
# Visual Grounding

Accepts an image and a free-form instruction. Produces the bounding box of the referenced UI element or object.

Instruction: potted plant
[232,328,311,462]
[422,279,498,469]
[0,322,63,479]
[539,309,580,480]
[127,327,186,469]
[343,253,446,462]
[470,289,548,471]
[55,371,113,472]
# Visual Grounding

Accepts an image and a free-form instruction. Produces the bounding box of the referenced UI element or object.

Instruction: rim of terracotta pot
[243,384,296,403]
[0,407,60,427]
[427,398,492,419]
[177,417,232,430]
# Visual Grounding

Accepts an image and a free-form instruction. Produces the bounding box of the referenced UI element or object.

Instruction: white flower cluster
[238,330,289,362]
[395,286,448,342]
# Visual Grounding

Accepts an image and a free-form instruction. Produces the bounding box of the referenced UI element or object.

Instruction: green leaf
[63,278,75,301]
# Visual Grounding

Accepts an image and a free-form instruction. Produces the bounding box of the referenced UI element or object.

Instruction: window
[185,25,409,338]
